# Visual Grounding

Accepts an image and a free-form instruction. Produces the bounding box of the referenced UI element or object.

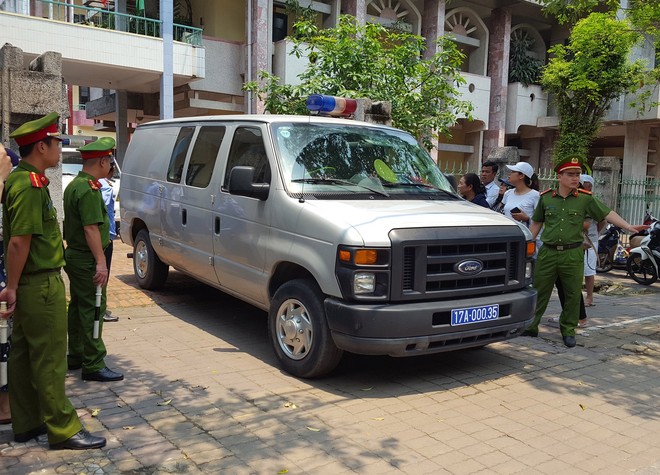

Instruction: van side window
[224,127,270,188]
[167,127,194,183]
[185,126,226,188]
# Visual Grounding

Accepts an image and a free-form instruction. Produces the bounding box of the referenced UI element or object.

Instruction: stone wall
[1,43,67,227]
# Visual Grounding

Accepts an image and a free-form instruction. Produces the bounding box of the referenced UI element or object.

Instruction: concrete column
[115,90,128,167]
[483,8,511,160]
[160,0,174,119]
[342,0,366,25]
[421,0,445,59]
[249,0,271,114]
[622,122,650,178]
[593,156,621,210]
[115,0,127,32]
[539,129,556,171]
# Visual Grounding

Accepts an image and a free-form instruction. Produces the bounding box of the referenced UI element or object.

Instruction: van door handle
[182,208,187,226]
[214,216,221,234]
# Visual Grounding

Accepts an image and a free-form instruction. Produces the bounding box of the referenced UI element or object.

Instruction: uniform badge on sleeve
[88,179,102,191]
[29,172,49,188]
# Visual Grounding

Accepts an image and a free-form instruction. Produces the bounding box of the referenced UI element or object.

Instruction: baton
[0,301,8,387]
[93,285,102,339]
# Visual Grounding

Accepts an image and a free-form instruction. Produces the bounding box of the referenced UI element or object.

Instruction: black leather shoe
[563,335,576,348]
[14,423,47,443]
[521,329,538,337]
[50,428,106,450]
[82,367,124,382]
[68,362,82,371]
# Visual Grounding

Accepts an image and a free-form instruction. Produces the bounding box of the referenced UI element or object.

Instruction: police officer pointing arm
[525,156,648,347]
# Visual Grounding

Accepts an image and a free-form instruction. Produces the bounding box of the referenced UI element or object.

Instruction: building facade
[1,0,659,181]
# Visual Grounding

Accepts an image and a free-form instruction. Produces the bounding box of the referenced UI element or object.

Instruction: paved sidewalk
[0,242,658,474]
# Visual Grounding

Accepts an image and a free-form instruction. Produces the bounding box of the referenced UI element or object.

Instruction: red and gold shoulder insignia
[578,188,592,195]
[29,171,49,188]
[88,179,102,191]
[540,189,553,196]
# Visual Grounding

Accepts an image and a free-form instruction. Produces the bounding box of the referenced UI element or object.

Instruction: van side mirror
[227,166,269,200]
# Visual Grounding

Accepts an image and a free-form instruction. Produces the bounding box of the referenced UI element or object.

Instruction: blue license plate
[451,304,499,326]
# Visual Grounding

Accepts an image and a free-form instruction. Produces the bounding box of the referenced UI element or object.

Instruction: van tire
[133,229,169,290]
[269,279,343,378]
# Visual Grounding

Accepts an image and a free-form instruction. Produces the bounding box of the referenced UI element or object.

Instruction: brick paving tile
[1,243,658,473]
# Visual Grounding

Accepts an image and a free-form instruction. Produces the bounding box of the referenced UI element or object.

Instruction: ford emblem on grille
[455,259,483,275]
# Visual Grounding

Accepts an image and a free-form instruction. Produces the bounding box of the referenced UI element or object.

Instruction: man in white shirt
[481,161,500,208]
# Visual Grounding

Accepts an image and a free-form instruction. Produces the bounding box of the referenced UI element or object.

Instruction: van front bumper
[324,288,537,356]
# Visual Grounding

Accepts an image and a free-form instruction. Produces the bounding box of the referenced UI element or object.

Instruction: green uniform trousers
[528,245,584,336]
[9,271,82,444]
[64,249,107,373]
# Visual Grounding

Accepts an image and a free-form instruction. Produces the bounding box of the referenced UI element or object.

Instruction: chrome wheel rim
[135,240,149,279]
[275,299,313,360]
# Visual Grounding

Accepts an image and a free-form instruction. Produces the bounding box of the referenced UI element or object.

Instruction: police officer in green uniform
[0,113,106,449]
[64,137,123,382]
[525,156,648,347]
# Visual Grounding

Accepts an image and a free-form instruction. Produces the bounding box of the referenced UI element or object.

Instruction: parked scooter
[628,208,658,250]
[626,220,660,285]
[597,224,627,273]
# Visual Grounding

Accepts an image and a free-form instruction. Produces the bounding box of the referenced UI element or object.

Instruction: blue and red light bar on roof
[306,94,357,117]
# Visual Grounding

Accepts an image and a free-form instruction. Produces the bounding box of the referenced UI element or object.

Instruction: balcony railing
[14,0,202,46]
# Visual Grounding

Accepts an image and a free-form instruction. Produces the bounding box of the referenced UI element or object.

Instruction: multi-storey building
[1,0,658,182]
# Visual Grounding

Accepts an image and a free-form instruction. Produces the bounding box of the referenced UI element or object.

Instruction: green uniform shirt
[532,189,610,245]
[63,171,110,252]
[2,161,65,273]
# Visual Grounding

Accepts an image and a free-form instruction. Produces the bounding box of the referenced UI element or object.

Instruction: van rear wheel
[133,229,169,290]
[269,279,343,378]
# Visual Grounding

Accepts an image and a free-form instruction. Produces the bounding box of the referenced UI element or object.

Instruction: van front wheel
[133,229,169,290]
[269,279,343,378]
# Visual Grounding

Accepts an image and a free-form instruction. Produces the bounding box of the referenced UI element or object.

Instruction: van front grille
[389,226,527,302]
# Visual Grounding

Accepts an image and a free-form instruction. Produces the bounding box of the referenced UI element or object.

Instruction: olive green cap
[9,112,60,146]
[554,155,585,174]
[78,137,116,159]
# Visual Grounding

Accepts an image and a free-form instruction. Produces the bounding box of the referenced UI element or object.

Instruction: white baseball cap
[580,174,594,186]
[506,162,534,179]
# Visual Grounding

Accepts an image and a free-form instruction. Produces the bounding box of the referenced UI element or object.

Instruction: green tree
[540,12,644,164]
[243,15,472,151]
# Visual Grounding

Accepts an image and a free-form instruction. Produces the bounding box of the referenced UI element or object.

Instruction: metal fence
[23,1,203,46]
[617,177,660,224]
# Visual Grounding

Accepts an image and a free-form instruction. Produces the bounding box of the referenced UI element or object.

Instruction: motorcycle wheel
[596,252,613,273]
[626,254,658,285]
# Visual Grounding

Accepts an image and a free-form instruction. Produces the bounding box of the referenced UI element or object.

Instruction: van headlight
[525,261,534,283]
[353,272,376,294]
[336,245,390,300]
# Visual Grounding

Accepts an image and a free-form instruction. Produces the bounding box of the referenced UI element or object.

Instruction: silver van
[120,114,537,377]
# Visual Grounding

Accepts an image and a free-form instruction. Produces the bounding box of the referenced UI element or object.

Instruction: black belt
[543,242,582,251]
[23,268,61,276]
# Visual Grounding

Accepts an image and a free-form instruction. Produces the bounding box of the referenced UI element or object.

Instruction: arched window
[445,8,489,76]
[366,0,421,35]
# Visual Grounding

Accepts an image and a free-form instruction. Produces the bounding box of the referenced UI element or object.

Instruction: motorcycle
[628,208,658,250]
[597,224,627,273]
[626,220,660,285]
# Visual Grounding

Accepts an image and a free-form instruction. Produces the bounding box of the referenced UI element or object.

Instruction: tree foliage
[540,12,644,164]
[243,15,472,151]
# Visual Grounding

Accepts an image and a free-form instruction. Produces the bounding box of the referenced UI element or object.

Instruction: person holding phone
[501,161,540,226]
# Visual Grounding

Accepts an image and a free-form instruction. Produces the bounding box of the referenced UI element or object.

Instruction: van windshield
[272,123,457,199]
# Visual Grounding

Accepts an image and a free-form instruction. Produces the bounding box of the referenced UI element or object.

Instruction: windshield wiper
[382,182,457,197]
[292,178,389,197]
